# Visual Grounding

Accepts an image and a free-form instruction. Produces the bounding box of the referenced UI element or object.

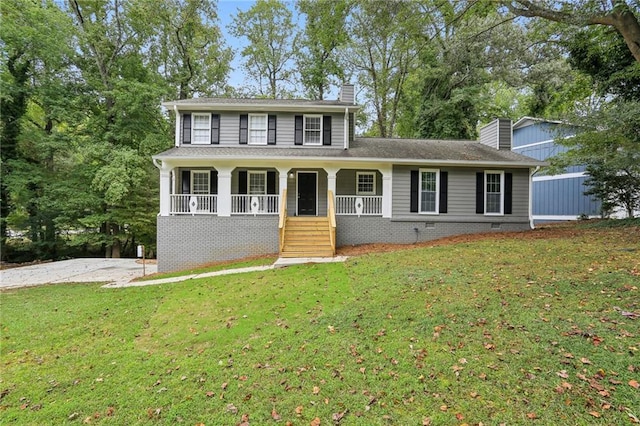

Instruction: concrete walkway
[1,256,347,290]
[103,256,348,288]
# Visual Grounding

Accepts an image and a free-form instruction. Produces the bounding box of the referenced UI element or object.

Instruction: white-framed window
[248,171,267,194]
[419,169,439,214]
[303,115,322,145]
[356,171,376,195]
[192,113,211,144]
[248,114,267,145]
[485,170,504,215]
[191,170,210,194]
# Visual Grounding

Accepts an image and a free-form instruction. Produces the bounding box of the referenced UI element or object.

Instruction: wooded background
[2,0,638,262]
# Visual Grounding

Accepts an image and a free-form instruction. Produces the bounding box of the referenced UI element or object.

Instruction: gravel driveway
[0,258,157,290]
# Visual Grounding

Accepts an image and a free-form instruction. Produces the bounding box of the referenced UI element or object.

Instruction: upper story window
[249,114,267,145]
[304,115,322,145]
[356,172,376,195]
[192,114,211,144]
[419,169,439,214]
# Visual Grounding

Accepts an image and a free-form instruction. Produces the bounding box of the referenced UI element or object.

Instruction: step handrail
[278,189,287,252]
[328,190,336,255]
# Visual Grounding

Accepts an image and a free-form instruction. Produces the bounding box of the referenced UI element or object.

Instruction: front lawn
[1,223,639,425]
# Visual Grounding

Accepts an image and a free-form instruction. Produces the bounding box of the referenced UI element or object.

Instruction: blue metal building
[512,117,601,223]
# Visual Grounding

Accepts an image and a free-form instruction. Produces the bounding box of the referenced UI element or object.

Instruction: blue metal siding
[512,122,576,148]
[532,177,601,216]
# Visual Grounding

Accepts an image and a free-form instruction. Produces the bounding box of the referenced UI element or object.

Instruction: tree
[504,1,640,63]
[133,0,232,99]
[228,0,298,98]
[296,0,350,100]
[345,0,426,137]
[68,0,171,257]
[0,0,77,260]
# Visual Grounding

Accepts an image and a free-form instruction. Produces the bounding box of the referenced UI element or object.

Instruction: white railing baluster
[335,195,382,216]
[170,195,218,215]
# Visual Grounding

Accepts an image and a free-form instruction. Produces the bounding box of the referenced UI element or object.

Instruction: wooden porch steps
[280,217,334,258]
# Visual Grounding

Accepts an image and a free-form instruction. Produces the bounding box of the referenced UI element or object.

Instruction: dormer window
[304,115,322,145]
[249,114,268,145]
[192,113,211,144]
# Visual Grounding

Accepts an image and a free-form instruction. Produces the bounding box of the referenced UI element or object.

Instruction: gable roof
[154,137,546,168]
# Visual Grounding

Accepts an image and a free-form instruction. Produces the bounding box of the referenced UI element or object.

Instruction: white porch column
[276,167,289,201]
[217,166,233,217]
[159,165,172,216]
[381,166,393,218]
[326,167,338,195]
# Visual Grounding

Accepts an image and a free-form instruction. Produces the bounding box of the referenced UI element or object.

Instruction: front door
[297,172,317,216]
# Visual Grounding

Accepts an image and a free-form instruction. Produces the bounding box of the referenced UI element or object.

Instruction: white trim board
[533,172,587,182]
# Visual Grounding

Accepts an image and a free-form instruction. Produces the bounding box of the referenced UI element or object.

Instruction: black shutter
[439,171,448,214]
[268,115,277,145]
[410,170,419,213]
[476,172,484,214]
[211,114,220,144]
[210,171,218,194]
[182,114,191,144]
[238,171,247,194]
[239,114,248,144]
[505,172,513,214]
[322,115,332,145]
[294,115,303,145]
[181,170,190,194]
[348,112,355,143]
[267,171,276,194]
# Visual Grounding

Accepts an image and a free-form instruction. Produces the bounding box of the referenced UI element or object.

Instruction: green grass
[2,223,639,425]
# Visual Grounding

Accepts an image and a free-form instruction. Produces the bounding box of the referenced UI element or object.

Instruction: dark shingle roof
[153,137,546,167]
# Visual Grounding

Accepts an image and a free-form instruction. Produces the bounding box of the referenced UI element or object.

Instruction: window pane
[304,116,321,144]
[192,172,209,194]
[249,172,266,194]
[357,173,375,194]
[485,173,502,213]
[192,115,210,143]
[249,115,267,144]
[420,171,437,213]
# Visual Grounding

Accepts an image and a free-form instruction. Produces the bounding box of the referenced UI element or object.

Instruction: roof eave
[151,152,547,168]
[161,102,361,113]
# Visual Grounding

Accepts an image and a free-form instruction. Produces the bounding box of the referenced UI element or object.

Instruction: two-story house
[153,85,545,272]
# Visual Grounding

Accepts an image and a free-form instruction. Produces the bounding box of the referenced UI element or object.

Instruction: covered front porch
[157,165,392,219]
[156,161,392,257]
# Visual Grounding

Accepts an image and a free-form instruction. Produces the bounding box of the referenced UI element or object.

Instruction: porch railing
[170,194,217,215]
[328,190,336,255]
[335,195,382,216]
[231,194,280,215]
[278,189,287,252]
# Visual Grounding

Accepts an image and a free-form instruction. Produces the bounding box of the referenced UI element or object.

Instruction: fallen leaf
[332,411,346,422]
[440,405,448,412]
[310,417,321,426]
[206,391,214,397]
[272,408,281,421]
[589,411,601,418]
[312,386,320,395]
[422,418,432,425]
[556,370,569,379]
[581,357,592,365]
[295,405,303,415]
[226,403,238,414]
[630,379,640,389]
[455,412,464,420]
[526,413,537,419]
[105,407,115,417]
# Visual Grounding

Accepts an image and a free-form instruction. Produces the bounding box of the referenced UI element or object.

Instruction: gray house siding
[180,112,345,148]
[336,169,382,195]
[392,165,530,220]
